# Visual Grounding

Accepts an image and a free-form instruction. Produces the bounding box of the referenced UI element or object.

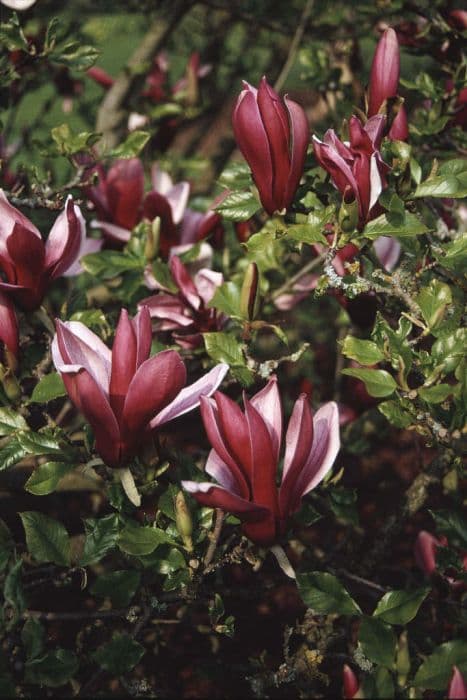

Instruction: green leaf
[110,130,150,158]
[296,572,362,615]
[20,512,71,567]
[3,559,27,628]
[341,337,385,365]
[362,212,429,239]
[341,368,397,398]
[30,373,66,403]
[413,640,467,690]
[0,437,28,471]
[90,570,141,607]
[80,250,143,278]
[362,667,395,699]
[22,618,45,661]
[436,234,467,272]
[414,159,467,198]
[203,332,243,366]
[378,399,415,428]
[0,518,13,572]
[80,513,120,566]
[0,408,27,436]
[285,223,327,245]
[215,190,260,221]
[430,510,467,547]
[418,384,452,404]
[118,521,176,556]
[246,230,281,270]
[93,634,144,675]
[328,487,359,526]
[431,328,466,374]
[208,281,241,317]
[25,649,79,688]
[51,123,101,156]
[416,280,452,329]
[217,162,252,190]
[50,41,99,70]
[150,260,178,293]
[24,462,73,496]
[358,616,396,667]
[373,588,430,625]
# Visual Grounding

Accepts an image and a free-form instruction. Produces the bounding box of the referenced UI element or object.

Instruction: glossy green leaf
[29,373,66,403]
[80,513,120,566]
[341,368,397,397]
[358,616,396,667]
[373,588,430,625]
[363,212,429,238]
[378,399,414,428]
[24,462,73,496]
[20,512,71,567]
[118,521,176,556]
[25,649,79,687]
[110,130,150,158]
[341,337,385,365]
[203,332,244,366]
[214,190,260,221]
[296,572,362,615]
[93,634,144,675]
[418,384,452,404]
[413,640,467,690]
[0,408,28,436]
[416,280,452,329]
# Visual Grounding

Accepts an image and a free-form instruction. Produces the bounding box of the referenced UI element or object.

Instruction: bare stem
[203,508,225,572]
[274,0,314,92]
[270,252,326,302]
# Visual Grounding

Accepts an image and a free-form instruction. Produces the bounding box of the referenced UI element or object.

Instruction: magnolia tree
[0,1,465,697]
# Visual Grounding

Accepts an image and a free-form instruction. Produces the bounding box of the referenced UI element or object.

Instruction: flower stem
[270,544,296,579]
[117,467,141,507]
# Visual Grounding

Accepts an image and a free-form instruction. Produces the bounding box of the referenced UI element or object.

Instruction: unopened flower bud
[175,491,193,552]
[0,366,21,402]
[240,262,260,321]
[396,631,411,687]
[343,664,363,698]
[145,216,160,262]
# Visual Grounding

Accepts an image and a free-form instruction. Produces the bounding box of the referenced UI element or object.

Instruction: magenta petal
[232,87,275,214]
[250,376,282,464]
[182,481,269,521]
[215,392,253,476]
[106,158,144,230]
[141,294,194,327]
[122,349,186,434]
[293,401,340,508]
[45,197,83,279]
[205,449,242,494]
[170,256,201,310]
[109,309,137,420]
[373,236,401,271]
[414,530,440,576]
[6,222,45,285]
[68,369,121,468]
[448,667,467,700]
[133,305,152,367]
[244,398,278,515]
[284,96,309,207]
[150,363,229,429]
[257,77,291,209]
[0,291,19,357]
[91,220,131,243]
[368,28,400,117]
[279,395,313,516]
[388,105,409,141]
[194,269,223,305]
[312,136,360,203]
[54,320,111,392]
[0,189,41,250]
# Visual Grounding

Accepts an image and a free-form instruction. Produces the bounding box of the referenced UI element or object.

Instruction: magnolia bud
[240,262,260,321]
[145,216,160,262]
[175,491,193,552]
[0,366,21,402]
[339,192,359,233]
[396,631,411,687]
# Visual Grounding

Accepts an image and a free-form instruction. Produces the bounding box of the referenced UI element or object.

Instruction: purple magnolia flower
[85,159,222,256]
[139,256,226,349]
[183,376,340,546]
[0,191,94,310]
[368,27,409,141]
[52,307,228,469]
[233,77,309,215]
[313,115,390,229]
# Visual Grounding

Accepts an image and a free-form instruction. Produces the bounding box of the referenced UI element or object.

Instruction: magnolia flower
[52,307,228,470]
[368,28,409,141]
[84,159,222,256]
[448,667,467,699]
[0,191,95,310]
[183,376,339,546]
[313,115,389,229]
[139,256,226,349]
[233,77,308,215]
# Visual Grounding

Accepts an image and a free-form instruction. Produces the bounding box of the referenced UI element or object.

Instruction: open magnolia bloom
[52,307,229,470]
[0,0,37,8]
[0,191,98,310]
[183,376,340,546]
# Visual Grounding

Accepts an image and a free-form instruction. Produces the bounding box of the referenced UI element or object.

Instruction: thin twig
[203,508,225,572]
[270,252,326,302]
[274,0,314,92]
